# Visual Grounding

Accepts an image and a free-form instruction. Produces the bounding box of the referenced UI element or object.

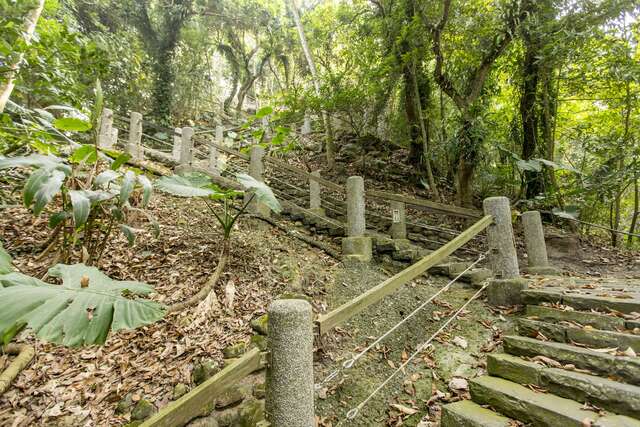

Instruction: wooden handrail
[141,348,265,427]
[316,215,493,335]
[367,190,482,219]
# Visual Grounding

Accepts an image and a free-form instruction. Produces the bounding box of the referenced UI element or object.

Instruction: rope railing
[342,279,491,422]
[314,250,488,392]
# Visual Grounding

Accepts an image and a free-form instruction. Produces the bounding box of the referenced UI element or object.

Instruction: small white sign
[392,209,401,223]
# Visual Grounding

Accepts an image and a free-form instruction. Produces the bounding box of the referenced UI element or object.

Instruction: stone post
[301,113,311,136]
[389,200,407,241]
[110,128,118,148]
[208,125,223,176]
[126,111,143,161]
[172,128,182,162]
[522,211,559,275]
[266,300,314,427]
[309,170,324,216]
[244,146,270,216]
[483,196,527,306]
[175,126,194,174]
[98,108,113,149]
[342,176,372,262]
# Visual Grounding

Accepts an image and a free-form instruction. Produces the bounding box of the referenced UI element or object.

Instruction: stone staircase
[442,278,640,427]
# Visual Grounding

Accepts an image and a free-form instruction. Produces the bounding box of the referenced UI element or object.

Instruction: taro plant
[0,81,157,266]
[0,149,155,265]
[155,171,280,313]
[0,243,166,347]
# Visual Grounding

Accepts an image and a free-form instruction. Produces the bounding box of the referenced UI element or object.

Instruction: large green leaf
[70,144,98,165]
[0,243,13,274]
[0,264,166,347]
[24,169,66,216]
[155,173,217,197]
[95,170,120,187]
[236,173,282,213]
[0,154,67,171]
[69,190,91,228]
[52,117,92,132]
[119,170,136,205]
[137,175,152,207]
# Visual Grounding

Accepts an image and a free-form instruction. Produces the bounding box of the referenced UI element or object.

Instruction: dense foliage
[1,0,639,246]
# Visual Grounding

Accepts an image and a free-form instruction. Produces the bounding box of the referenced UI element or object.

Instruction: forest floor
[2,144,640,426]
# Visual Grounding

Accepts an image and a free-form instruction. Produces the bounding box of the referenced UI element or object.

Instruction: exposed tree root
[0,344,35,395]
[251,214,341,259]
[168,239,229,314]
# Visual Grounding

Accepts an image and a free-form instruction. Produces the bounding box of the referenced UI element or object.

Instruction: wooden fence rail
[316,215,493,335]
[140,348,265,427]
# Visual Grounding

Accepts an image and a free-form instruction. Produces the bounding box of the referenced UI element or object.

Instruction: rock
[193,359,221,385]
[187,417,219,427]
[236,399,265,426]
[211,398,265,427]
[131,399,157,421]
[448,377,469,392]
[173,383,189,400]
[251,315,269,335]
[253,382,266,399]
[116,393,134,414]
[452,336,468,349]
[223,343,247,359]
[250,334,267,351]
[215,384,252,409]
[487,354,543,385]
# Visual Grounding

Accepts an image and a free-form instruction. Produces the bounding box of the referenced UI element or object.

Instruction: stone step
[503,335,640,386]
[488,353,640,418]
[440,400,512,427]
[522,289,640,314]
[470,376,640,427]
[517,318,640,353]
[526,305,626,331]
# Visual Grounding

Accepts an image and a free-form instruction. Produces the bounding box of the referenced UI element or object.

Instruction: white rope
[344,280,491,421]
[315,250,488,391]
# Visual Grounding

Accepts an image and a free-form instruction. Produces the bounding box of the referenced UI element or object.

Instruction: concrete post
[302,113,311,136]
[389,200,407,240]
[208,142,219,176]
[261,117,272,140]
[126,111,143,161]
[110,128,118,149]
[172,128,182,162]
[266,300,314,427]
[342,176,372,262]
[98,108,113,148]
[179,127,193,166]
[483,196,527,306]
[309,170,324,216]
[522,211,559,275]
[245,146,269,216]
[346,176,366,237]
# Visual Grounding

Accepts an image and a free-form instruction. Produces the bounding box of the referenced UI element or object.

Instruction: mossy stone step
[503,335,640,386]
[488,353,640,418]
[522,289,640,314]
[517,318,640,352]
[526,305,626,331]
[440,400,512,427]
[470,376,602,427]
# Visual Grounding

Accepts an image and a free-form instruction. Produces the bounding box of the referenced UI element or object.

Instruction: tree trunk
[151,50,175,124]
[520,24,545,199]
[410,61,441,201]
[0,0,45,113]
[628,176,639,246]
[455,117,479,207]
[289,0,335,169]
